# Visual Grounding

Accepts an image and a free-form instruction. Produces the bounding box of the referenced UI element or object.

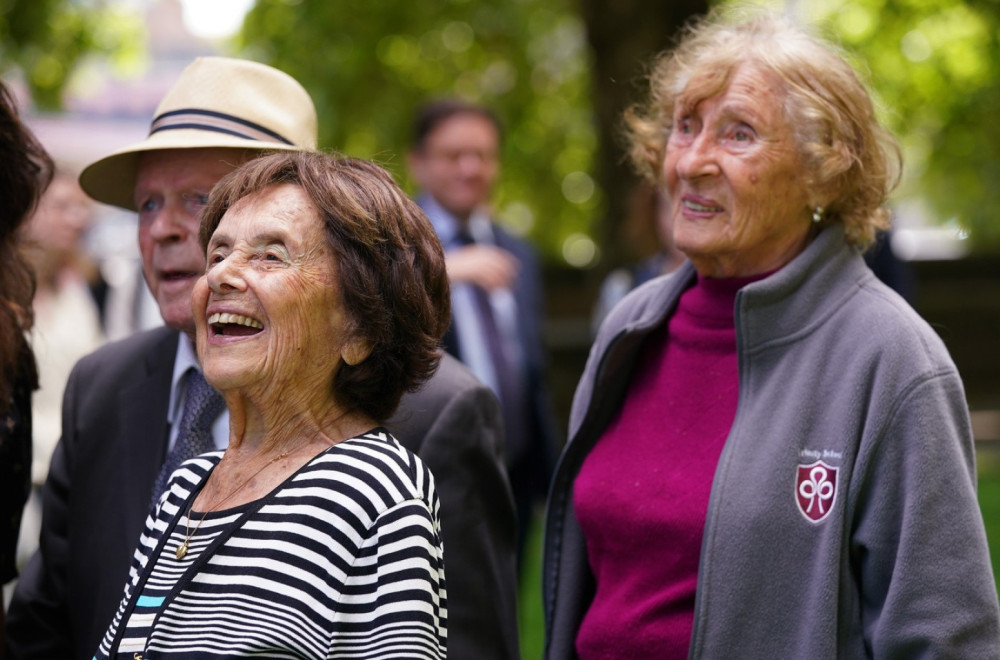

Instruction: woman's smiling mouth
[208,312,264,337]
[682,197,723,213]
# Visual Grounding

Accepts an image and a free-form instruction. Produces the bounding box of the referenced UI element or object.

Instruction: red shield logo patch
[796,460,837,523]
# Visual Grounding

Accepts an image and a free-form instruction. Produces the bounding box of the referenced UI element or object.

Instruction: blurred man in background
[409,99,558,569]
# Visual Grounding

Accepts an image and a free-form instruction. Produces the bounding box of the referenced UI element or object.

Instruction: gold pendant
[176,541,188,560]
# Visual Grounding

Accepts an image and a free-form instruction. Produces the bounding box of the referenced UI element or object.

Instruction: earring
[812,206,824,224]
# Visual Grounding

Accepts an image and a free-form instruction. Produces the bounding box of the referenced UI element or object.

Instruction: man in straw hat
[6,56,520,660]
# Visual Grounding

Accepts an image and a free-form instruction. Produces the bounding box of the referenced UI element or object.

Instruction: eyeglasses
[425,148,499,165]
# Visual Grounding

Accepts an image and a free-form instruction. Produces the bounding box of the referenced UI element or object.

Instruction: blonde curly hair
[624,8,902,249]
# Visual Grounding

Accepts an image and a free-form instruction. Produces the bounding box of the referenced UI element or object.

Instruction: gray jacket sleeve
[852,369,1000,658]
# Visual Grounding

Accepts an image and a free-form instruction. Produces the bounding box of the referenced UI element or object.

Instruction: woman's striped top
[94,429,447,659]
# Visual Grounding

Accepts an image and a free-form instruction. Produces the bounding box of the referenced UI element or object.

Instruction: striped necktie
[149,368,225,508]
[452,230,530,462]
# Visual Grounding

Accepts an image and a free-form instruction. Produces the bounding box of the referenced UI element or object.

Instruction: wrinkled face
[193,184,354,398]
[663,64,812,277]
[135,148,244,335]
[408,113,499,221]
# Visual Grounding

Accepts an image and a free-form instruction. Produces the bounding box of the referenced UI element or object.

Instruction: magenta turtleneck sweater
[573,272,766,659]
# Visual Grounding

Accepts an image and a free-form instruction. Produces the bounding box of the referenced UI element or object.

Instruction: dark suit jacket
[491,224,557,466]
[6,326,520,660]
[440,221,558,480]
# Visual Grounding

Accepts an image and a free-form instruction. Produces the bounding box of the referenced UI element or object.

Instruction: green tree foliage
[0,0,142,109]
[239,0,599,265]
[743,0,1000,251]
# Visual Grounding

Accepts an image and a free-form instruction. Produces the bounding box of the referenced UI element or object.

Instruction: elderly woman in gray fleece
[543,9,1000,660]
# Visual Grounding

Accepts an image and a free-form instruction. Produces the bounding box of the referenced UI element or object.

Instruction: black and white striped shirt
[95,429,447,659]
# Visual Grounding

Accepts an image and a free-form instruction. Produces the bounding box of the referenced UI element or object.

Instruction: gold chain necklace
[175,446,296,560]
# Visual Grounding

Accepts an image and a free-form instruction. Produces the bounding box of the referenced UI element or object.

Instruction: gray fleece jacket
[543,225,1000,659]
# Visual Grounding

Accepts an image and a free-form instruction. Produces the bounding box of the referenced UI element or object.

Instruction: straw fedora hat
[80,56,318,210]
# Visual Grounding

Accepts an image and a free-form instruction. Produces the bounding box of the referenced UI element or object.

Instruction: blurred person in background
[543,9,1000,659]
[591,183,685,332]
[8,57,518,660]
[0,80,53,645]
[88,208,162,343]
[409,99,559,569]
[16,170,105,567]
[864,225,916,303]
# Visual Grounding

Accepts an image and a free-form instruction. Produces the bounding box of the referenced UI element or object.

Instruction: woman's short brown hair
[625,8,902,249]
[199,150,450,421]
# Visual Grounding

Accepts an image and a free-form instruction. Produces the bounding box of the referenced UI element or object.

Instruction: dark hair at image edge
[0,82,53,411]
[199,151,451,421]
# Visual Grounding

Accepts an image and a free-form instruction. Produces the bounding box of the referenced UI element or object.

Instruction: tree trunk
[578,0,708,271]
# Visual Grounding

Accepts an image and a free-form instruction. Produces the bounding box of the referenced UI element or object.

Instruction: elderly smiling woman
[94,151,449,659]
[543,9,1000,660]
